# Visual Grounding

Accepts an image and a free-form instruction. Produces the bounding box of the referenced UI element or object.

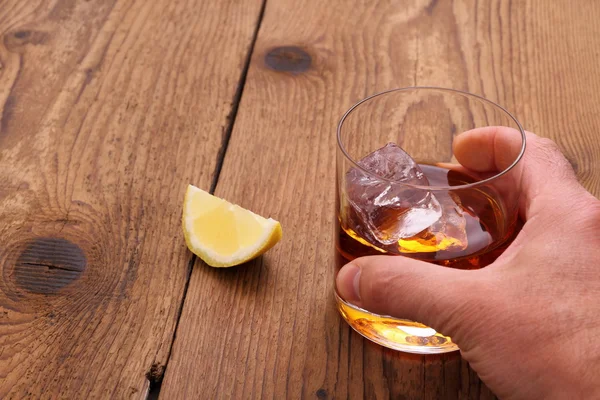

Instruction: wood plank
[0,0,263,397]
[161,0,600,398]
[454,0,600,196]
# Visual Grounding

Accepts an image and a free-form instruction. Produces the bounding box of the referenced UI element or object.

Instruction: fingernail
[336,263,361,303]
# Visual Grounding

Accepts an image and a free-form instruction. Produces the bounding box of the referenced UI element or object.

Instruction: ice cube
[344,143,443,247]
[398,192,468,253]
[344,143,468,253]
[431,192,468,250]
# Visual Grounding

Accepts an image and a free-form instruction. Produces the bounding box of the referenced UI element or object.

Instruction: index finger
[453,127,579,220]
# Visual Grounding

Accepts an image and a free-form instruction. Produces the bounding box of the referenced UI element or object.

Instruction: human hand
[336,127,600,399]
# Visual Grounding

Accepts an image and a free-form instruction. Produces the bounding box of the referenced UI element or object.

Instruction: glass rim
[336,86,527,191]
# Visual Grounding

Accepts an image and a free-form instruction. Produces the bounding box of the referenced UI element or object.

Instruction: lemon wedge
[182,185,282,267]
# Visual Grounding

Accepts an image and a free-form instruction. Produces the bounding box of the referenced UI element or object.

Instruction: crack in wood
[19,262,82,272]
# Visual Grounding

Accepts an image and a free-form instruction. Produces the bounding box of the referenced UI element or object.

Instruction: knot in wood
[13,31,30,39]
[4,30,48,50]
[14,238,86,294]
[265,46,311,72]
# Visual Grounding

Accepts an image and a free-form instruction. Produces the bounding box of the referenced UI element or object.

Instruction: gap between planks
[145,0,269,398]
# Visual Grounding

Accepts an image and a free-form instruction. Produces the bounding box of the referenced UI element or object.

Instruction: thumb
[336,255,494,341]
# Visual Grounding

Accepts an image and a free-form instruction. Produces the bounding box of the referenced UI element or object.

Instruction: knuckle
[534,138,562,162]
[574,197,600,233]
[531,137,575,177]
[535,136,559,150]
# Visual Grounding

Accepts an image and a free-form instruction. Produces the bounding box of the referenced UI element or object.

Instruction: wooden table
[1,0,599,398]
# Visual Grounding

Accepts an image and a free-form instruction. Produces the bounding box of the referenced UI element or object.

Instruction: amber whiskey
[335,164,520,353]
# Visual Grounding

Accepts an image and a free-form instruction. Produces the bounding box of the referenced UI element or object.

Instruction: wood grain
[453,0,600,196]
[162,0,600,399]
[0,0,263,398]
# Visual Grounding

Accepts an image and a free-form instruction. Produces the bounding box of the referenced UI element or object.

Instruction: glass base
[335,293,459,354]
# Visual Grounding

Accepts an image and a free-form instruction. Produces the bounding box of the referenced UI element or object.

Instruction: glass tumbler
[335,87,526,354]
